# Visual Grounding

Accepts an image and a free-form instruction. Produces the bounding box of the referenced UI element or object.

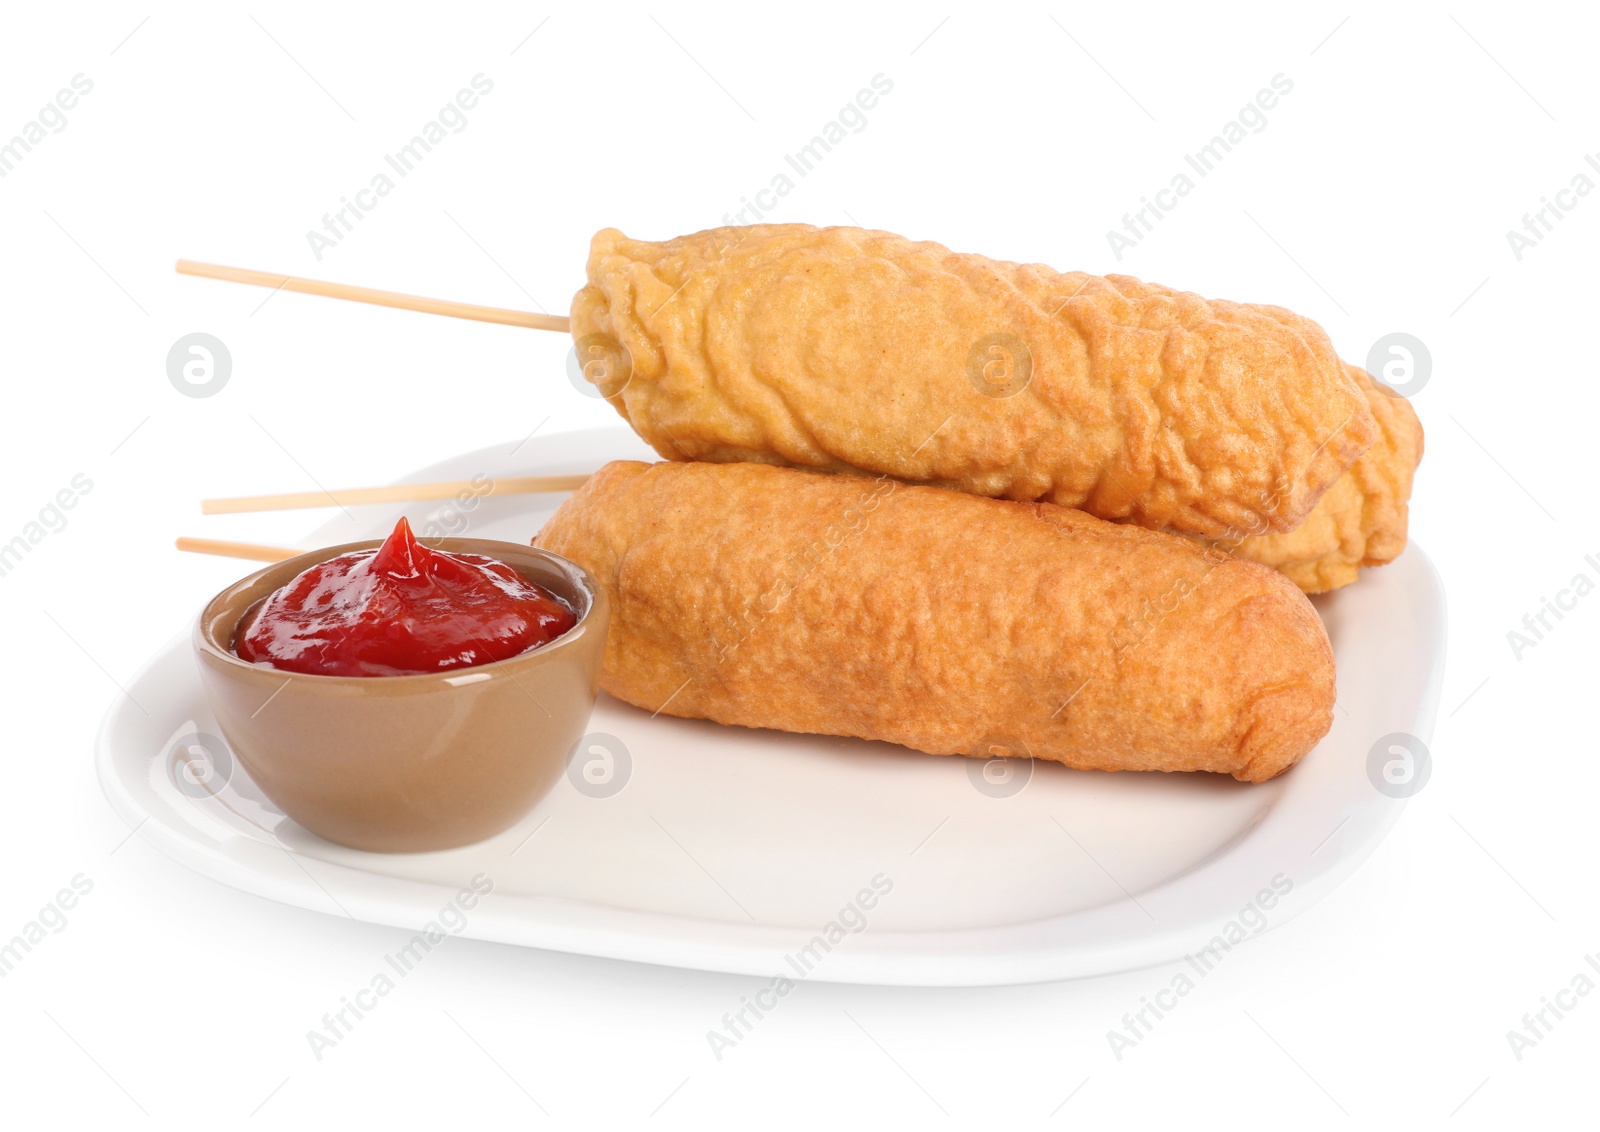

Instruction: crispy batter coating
[535,460,1336,783]
[571,224,1376,539]
[1220,366,1424,592]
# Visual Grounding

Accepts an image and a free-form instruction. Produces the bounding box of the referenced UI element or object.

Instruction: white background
[0,1,1593,1127]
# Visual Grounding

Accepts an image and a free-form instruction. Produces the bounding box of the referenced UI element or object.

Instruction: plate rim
[96,428,1446,986]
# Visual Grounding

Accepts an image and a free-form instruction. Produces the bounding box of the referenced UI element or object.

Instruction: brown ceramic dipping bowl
[193,538,607,852]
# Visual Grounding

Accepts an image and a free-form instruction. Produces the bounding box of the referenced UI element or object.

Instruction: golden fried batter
[571,224,1376,539]
[535,460,1335,783]
[1221,366,1424,592]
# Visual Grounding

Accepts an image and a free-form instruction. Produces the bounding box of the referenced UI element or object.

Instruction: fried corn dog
[535,460,1336,783]
[570,224,1377,539]
[1223,366,1424,593]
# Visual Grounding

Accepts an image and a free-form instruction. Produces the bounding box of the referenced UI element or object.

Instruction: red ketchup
[235,517,576,677]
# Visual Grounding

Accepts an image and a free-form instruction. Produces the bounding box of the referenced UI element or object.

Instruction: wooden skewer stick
[202,474,592,515]
[175,260,571,333]
[176,537,302,563]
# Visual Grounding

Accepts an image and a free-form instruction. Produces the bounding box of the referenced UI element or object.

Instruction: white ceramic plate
[97,428,1445,986]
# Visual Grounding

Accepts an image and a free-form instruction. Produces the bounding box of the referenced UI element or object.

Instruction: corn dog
[534,460,1335,783]
[571,224,1376,540]
[1224,366,1424,592]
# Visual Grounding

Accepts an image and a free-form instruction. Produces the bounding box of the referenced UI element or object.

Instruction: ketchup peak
[370,514,424,578]
[234,518,577,677]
